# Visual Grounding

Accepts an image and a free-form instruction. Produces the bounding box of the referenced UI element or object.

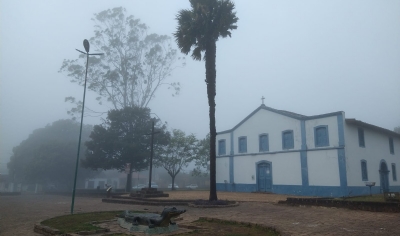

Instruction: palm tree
[174,0,238,201]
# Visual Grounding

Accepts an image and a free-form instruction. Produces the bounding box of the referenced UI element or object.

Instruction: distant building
[216,104,400,197]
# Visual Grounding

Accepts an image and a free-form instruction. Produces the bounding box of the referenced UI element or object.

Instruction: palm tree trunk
[205,41,218,201]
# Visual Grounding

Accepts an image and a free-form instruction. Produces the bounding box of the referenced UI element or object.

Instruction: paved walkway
[0,192,399,235]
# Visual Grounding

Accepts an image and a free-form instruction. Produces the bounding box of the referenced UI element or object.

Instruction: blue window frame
[361,160,368,181]
[259,134,269,152]
[314,125,329,147]
[282,130,294,150]
[389,137,394,154]
[238,136,247,153]
[392,164,397,181]
[358,128,365,147]
[218,139,226,155]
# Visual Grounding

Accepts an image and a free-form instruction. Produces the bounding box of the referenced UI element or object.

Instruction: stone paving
[0,191,399,235]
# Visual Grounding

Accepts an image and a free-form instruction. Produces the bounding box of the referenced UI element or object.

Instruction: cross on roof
[261,96,265,104]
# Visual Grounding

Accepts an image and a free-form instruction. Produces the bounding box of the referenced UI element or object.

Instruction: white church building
[216,104,400,197]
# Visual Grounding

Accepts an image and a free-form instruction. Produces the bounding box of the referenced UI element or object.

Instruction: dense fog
[1,0,399,175]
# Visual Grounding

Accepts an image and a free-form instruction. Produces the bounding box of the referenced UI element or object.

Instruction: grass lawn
[40,211,281,235]
[180,218,280,236]
[41,211,123,234]
[338,194,386,202]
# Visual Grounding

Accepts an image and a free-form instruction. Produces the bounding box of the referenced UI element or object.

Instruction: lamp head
[83,39,90,53]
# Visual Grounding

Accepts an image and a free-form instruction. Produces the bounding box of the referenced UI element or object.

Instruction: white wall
[232,109,301,154]
[305,116,339,149]
[232,152,302,185]
[308,149,340,186]
[345,123,400,187]
[216,157,230,183]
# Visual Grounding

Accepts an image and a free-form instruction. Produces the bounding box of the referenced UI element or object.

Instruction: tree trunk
[171,175,176,191]
[205,41,218,201]
[125,163,133,192]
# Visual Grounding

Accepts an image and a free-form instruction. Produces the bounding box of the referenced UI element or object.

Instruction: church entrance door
[257,162,272,192]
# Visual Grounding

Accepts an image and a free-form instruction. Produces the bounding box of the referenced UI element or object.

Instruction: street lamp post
[147,120,160,189]
[70,39,103,214]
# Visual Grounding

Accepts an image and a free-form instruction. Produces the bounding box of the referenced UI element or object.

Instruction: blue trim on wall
[337,149,347,195]
[336,113,347,196]
[216,183,400,197]
[300,152,309,187]
[337,113,345,147]
[229,156,234,184]
[230,132,234,155]
[229,131,234,185]
[300,120,309,187]
[215,146,344,158]
[301,121,307,150]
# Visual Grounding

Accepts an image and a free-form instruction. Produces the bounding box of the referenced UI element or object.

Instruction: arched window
[218,139,226,155]
[238,136,247,153]
[358,128,365,147]
[259,134,269,152]
[361,160,368,181]
[392,163,397,181]
[389,137,394,154]
[282,130,294,150]
[314,126,329,147]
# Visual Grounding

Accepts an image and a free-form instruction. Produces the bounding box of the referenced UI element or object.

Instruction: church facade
[216,104,400,197]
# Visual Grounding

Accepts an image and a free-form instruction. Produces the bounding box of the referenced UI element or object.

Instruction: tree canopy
[192,134,210,177]
[155,129,198,190]
[82,106,168,190]
[174,0,238,201]
[7,120,95,190]
[59,7,184,117]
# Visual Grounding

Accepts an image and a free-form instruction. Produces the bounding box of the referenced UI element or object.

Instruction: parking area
[0,191,399,235]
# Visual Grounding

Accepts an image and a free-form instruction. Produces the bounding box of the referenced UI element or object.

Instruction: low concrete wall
[280,197,400,213]
[44,189,127,198]
[0,191,21,196]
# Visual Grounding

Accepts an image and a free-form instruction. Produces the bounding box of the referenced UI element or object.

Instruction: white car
[132,184,146,189]
[185,184,198,189]
[168,184,179,189]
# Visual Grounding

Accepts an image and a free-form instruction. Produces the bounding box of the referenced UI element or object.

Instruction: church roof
[346,119,400,138]
[218,104,343,134]
[217,104,399,138]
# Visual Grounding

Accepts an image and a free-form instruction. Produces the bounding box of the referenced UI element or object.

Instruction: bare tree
[60,7,184,118]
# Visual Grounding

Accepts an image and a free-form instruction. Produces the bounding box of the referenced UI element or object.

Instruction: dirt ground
[1,191,400,236]
[165,190,288,202]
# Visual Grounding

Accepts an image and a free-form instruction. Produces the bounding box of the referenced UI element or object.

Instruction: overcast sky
[1,0,399,174]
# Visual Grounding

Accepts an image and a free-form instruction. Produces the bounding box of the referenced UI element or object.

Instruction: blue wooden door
[258,163,272,192]
[380,162,389,192]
